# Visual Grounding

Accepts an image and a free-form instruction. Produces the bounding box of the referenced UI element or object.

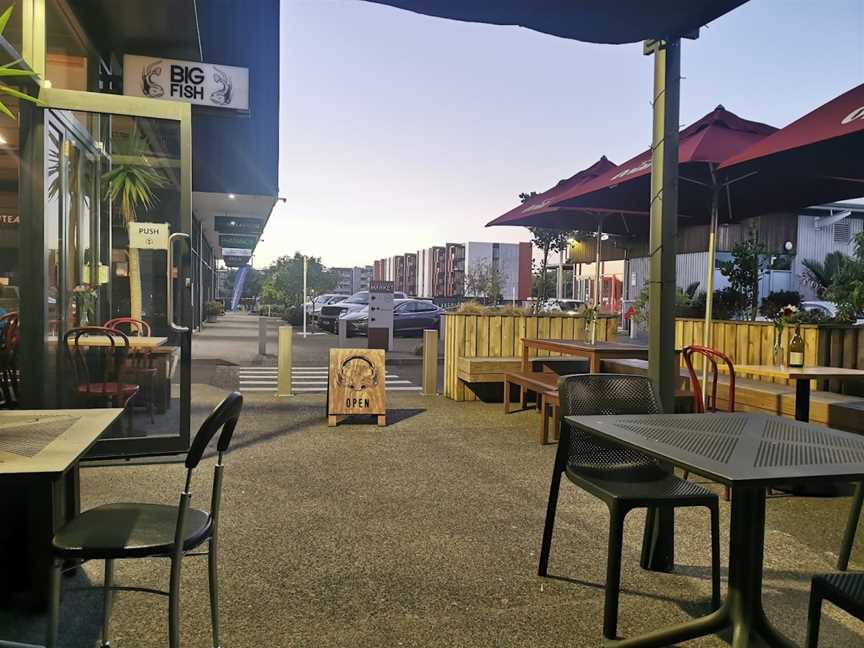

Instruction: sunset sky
[254,0,864,268]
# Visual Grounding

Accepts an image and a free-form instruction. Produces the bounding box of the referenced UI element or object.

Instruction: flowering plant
[772,304,798,336]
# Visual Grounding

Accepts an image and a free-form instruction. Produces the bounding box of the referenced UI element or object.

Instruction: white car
[306,294,347,322]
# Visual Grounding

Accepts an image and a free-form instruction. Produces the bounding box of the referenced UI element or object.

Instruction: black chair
[838,483,863,571]
[806,572,864,647]
[45,392,243,648]
[538,374,721,641]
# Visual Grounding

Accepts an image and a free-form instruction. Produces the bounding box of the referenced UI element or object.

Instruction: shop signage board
[128,222,170,249]
[368,280,394,351]
[327,348,386,427]
[221,247,253,257]
[214,216,263,235]
[223,255,251,267]
[219,234,257,249]
[123,55,249,110]
[0,214,18,226]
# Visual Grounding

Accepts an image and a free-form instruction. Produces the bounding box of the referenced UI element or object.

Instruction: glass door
[34,89,192,458]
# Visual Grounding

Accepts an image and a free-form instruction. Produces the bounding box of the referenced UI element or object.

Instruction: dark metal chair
[0,311,19,408]
[806,572,864,647]
[105,318,157,423]
[46,392,243,648]
[63,326,140,431]
[682,345,736,500]
[538,373,721,641]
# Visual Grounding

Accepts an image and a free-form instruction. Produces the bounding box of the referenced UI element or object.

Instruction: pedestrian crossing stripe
[235,366,421,392]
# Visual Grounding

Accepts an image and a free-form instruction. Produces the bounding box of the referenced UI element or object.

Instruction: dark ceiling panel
[67,0,201,60]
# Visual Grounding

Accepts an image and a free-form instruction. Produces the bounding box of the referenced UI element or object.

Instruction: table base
[606,488,795,648]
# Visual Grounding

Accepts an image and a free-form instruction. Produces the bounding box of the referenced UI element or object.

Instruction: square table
[733,364,864,422]
[521,339,649,374]
[47,335,168,349]
[0,408,123,610]
[565,412,864,647]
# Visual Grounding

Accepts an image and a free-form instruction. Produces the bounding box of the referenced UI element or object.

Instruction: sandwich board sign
[327,348,386,427]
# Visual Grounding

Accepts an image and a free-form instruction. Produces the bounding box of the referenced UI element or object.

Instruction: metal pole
[643,37,681,574]
[592,220,602,344]
[557,248,564,300]
[701,175,721,405]
[302,255,308,338]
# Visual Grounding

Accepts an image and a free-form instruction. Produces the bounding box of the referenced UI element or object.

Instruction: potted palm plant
[102,125,167,323]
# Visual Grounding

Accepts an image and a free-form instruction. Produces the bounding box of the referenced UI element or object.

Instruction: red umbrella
[485,156,619,230]
[543,105,777,222]
[362,1,749,44]
[718,83,864,214]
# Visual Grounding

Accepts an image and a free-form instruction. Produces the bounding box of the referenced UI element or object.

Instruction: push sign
[123,54,249,110]
[128,222,170,250]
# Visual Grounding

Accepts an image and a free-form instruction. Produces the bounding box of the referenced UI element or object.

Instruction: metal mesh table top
[0,415,81,458]
[565,412,864,487]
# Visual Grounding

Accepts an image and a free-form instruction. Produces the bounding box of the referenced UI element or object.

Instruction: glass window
[0,1,23,56]
[0,98,20,317]
[46,0,92,91]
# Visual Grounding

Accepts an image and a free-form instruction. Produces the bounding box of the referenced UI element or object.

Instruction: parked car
[306,293,347,323]
[318,290,408,332]
[542,299,586,314]
[799,300,864,325]
[341,298,443,337]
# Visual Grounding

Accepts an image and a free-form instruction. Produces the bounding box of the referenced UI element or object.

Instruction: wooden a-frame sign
[327,348,386,426]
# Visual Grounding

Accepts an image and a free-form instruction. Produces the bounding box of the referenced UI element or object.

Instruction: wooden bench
[780,391,864,434]
[503,371,559,414]
[540,390,560,445]
[457,356,524,384]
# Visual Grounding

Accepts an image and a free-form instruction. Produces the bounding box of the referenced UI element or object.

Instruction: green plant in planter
[205,300,223,319]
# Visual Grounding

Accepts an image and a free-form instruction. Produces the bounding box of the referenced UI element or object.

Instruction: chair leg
[838,481,863,571]
[503,379,511,414]
[102,559,114,647]
[805,585,823,648]
[45,559,62,648]
[208,539,221,648]
[603,503,627,641]
[168,556,183,648]
[538,469,563,576]
[539,395,548,444]
[708,502,721,611]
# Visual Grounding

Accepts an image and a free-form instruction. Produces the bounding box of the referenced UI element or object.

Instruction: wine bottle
[789,325,804,368]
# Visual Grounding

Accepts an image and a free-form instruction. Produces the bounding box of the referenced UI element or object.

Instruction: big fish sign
[123,55,249,110]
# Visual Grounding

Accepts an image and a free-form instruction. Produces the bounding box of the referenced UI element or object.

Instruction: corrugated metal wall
[794,214,863,299]
[625,252,731,299]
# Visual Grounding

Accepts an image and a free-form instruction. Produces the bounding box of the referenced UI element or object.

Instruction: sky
[253,0,864,269]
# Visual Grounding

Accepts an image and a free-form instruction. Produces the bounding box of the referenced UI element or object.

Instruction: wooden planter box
[442,313,618,401]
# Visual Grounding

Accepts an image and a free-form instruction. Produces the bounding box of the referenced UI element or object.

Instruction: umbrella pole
[701,179,721,407]
[592,219,602,343]
[643,37,680,574]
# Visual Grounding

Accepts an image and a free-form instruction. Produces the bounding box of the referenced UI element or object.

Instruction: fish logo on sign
[211,67,233,106]
[141,60,165,98]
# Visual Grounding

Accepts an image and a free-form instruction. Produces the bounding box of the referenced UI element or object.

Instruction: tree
[102,125,168,322]
[801,251,852,298]
[826,232,864,322]
[718,226,773,321]
[464,259,507,303]
[259,253,336,309]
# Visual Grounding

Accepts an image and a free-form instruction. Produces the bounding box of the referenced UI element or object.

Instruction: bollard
[276,325,293,398]
[422,329,439,396]
[337,318,348,348]
[258,317,267,356]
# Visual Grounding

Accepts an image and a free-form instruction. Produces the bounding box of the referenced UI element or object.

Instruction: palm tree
[102,125,167,322]
[801,251,851,298]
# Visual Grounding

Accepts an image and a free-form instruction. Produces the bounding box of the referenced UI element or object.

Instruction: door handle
[167,232,190,332]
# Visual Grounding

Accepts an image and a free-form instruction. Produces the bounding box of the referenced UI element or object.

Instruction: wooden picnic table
[734,364,864,422]
[520,338,649,374]
[0,408,123,610]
